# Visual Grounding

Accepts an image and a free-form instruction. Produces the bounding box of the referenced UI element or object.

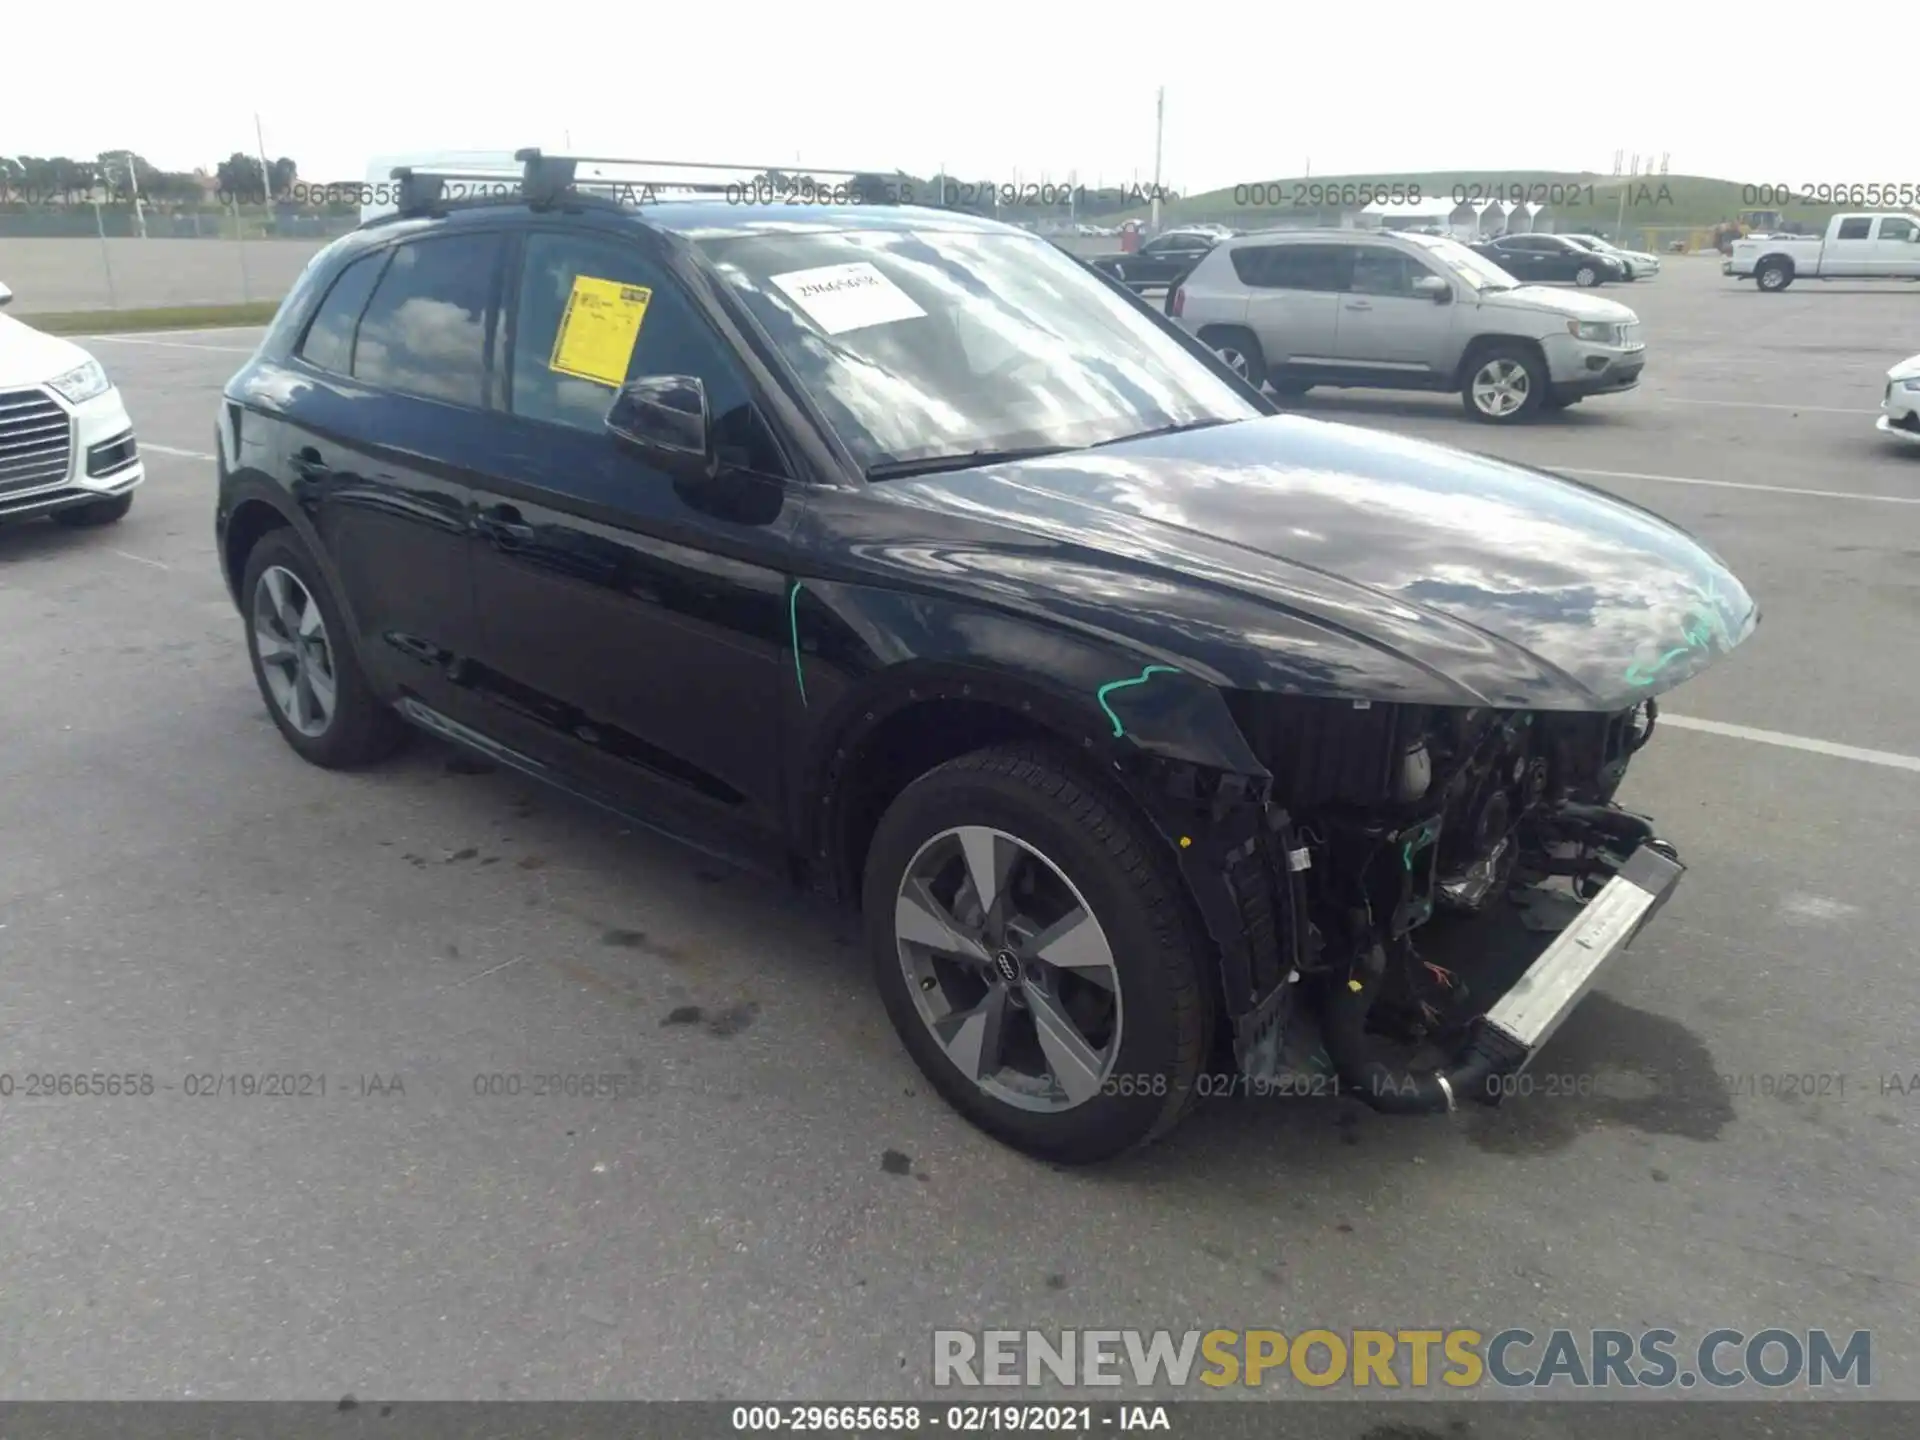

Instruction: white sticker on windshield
[769,261,926,335]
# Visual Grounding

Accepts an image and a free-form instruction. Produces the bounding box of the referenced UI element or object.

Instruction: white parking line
[1663,714,1920,773]
[83,336,256,354]
[142,444,216,460]
[1558,466,1920,505]
[1653,397,1880,416]
[111,549,170,572]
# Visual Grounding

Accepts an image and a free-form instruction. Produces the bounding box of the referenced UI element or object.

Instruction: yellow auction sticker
[549,276,652,387]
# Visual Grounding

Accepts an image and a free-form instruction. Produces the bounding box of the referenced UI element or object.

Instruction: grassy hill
[1133,170,1852,231]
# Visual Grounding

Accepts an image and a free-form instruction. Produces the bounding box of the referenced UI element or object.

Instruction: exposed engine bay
[1202,692,1681,1113]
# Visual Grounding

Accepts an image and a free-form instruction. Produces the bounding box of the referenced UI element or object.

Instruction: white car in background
[0,282,143,528]
[1564,234,1662,280]
[1880,353,1920,446]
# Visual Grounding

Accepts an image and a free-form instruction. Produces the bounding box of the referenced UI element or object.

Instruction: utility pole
[254,113,275,227]
[1150,86,1164,233]
[118,151,147,239]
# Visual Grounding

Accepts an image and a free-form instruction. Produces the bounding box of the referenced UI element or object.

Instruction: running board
[1470,842,1684,1095]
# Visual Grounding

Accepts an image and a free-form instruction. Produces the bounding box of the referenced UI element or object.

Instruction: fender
[786,576,1298,1046]
[215,468,368,652]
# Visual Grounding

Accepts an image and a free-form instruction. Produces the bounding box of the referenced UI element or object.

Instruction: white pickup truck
[1725,212,1920,291]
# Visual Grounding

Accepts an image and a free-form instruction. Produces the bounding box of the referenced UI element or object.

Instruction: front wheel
[1462,344,1546,424]
[863,745,1212,1163]
[1573,264,1601,287]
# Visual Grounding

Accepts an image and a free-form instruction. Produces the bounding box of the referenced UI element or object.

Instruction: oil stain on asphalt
[1463,994,1736,1155]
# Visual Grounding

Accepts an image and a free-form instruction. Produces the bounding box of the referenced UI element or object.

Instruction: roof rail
[385,149,909,216]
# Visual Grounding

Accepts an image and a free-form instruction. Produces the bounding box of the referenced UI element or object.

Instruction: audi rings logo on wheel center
[993,950,1022,985]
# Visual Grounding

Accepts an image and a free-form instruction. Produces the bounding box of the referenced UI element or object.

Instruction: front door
[1332,247,1453,375]
[460,223,796,861]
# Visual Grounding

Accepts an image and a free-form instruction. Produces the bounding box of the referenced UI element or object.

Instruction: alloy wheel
[252,564,337,738]
[1472,359,1531,418]
[893,825,1124,1113]
[1214,345,1252,380]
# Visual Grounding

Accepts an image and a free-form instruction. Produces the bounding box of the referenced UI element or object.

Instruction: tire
[1199,326,1267,388]
[1756,258,1794,292]
[1461,343,1546,424]
[863,743,1212,1164]
[1573,265,1601,288]
[240,528,409,769]
[51,491,133,527]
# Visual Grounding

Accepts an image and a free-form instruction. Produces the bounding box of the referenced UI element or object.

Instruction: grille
[0,388,73,497]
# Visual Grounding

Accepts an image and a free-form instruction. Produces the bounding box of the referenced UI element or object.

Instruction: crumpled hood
[1481,286,1637,324]
[879,414,1756,711]
[0,313,93,390]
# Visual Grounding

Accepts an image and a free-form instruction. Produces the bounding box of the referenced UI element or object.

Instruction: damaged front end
[1132,694,1686,1115]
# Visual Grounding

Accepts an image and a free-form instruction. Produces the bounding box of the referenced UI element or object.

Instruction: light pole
[1150,86,1165,234]
[109,151,147,239]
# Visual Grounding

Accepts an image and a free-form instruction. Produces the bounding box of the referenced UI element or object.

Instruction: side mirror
[607,374,714,475]
[0,281,12,308]
[1411,274,1451,303]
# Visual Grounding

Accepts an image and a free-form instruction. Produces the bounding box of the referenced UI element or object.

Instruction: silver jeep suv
[1168,229,1647,423]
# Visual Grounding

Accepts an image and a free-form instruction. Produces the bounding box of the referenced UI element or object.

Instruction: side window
[296,251,388,374]
[1350,250,1411,296]
[351,233,503,407]
[1877,217,1917,242]
[1836,217,1873,241]
[1265,245,1348,291]
[509,231,784,474]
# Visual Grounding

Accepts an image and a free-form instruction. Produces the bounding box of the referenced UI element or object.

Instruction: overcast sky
[5,3,1909,194]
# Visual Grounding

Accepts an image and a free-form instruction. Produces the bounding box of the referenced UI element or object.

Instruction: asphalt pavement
[2,258,1917,1405]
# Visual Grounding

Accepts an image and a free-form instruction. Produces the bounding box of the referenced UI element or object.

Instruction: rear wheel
[1756,258,1794,292]
[51,491,133,527]
[1462,343,1545,424]
[864,744,1211,1163]
[241,529,409,769]
[1200,326,1267,388]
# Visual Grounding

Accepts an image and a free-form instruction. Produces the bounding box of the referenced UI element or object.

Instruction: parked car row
[1165,228,1646,424]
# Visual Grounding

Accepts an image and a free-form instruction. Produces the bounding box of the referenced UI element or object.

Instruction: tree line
[1,152,302,206]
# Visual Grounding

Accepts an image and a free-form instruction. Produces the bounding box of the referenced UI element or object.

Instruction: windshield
[1399,233,1519,291]
[695,228,1261,473]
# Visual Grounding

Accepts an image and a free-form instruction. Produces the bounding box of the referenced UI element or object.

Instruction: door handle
[475,503,536,547]
[291,447,331,482]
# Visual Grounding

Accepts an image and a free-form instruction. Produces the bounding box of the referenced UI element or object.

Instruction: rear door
[1492,236,1548,280]
[459,222,796,860]
[1332,246,1456,375]
[277,227,508,721]
[1238,243,1350,376]
[1823,215,1875,276]
[1869,214,1920,276]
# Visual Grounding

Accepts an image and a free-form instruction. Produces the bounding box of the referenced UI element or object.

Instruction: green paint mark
[1626,572,1743,688]
[1095,665,1183,738]
[788,580,808,707]
[1402,841,1415,871]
